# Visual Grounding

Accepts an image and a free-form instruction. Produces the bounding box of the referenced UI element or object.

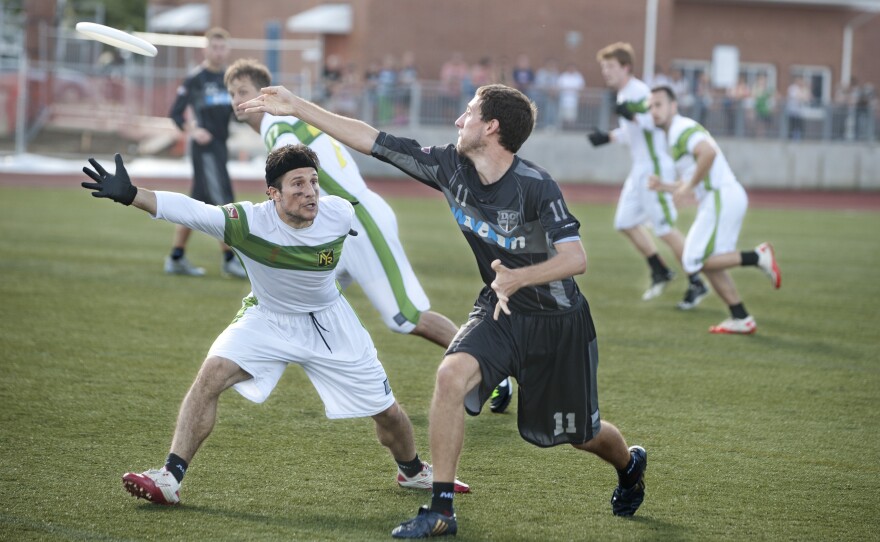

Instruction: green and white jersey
[261,114,368,200]
[667,114,739,202]
[154,191,354,314]
[612,77,674,178]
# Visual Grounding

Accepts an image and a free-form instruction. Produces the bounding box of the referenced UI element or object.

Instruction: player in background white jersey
[588,42,709,309]
[647,86,782,334]
[80,146,468,506]
[225,59,514,413]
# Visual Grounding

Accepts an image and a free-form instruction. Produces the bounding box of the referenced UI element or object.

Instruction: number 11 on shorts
[554,412,576,436]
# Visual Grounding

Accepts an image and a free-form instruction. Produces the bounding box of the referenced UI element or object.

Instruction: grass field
[1,185,879,541]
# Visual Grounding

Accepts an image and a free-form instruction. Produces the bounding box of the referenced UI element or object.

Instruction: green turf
[1,185,878,541]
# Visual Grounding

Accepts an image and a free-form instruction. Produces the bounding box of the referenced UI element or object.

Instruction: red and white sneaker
[755,242,781,289]
[709,316,757,335]
[122,468,180,505]
[397,461,470,493]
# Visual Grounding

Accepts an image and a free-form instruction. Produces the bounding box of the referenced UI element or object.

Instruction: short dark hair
[225,58,271,89]
[205,27,230,41]
[265,144,320,189]
[475,84,536,153]
[651,85,677,102]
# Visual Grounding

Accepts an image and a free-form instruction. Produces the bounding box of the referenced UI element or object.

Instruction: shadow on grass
[132,502,404,537]
[620,514,692,539]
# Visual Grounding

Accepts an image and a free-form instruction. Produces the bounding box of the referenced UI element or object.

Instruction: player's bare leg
[377,397,471,493]
[411,310,458,348]
[623,225,675,300]
[572,421,630,469]
[170,356,252,462]
[172,224,192,250]
[123,356,250,504]
[372,401,417,462]
[430,353,482,482]
[703,268,740,306]
[658,229,685,263]
[661,229,709,309]
[620,225,657,257]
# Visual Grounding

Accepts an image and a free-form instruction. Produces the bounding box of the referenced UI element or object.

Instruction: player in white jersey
[80,146,468,506]
[225,59,514,413]
[647,86,782,334]
[588,42,708,309]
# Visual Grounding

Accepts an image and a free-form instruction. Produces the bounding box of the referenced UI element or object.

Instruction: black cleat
[392,505,457,538]
[489,377,512,413]
[611,446,647,517]
[677,280,709,310]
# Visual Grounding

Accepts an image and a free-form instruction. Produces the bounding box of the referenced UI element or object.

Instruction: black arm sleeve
[168,80,190,131]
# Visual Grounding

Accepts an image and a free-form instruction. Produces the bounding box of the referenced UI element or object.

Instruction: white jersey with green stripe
[667,114,739,202]
[612,77,674,178]
[261,114,369,199]
[154,191,355,314]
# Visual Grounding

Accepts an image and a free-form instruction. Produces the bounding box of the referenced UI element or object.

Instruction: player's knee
[195,356,249,394]
[435,355,479,397]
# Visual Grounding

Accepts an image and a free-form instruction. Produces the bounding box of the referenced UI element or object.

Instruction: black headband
[265,154,319,186]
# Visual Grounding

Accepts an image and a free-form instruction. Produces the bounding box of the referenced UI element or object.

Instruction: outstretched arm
[81,154,157,214]
[238,86,379,155]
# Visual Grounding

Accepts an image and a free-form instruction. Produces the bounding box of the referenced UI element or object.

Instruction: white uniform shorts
[335,189,430,334]
[614,165,677,236]
[208,295,396,419]
[682,183,749,274]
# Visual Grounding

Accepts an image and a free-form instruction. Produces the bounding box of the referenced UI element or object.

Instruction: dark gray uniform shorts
[448,290,602,447]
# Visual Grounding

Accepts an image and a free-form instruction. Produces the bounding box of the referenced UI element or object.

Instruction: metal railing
[1,20,876,154]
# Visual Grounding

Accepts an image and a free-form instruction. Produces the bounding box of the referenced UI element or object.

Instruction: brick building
[141,0,880,102]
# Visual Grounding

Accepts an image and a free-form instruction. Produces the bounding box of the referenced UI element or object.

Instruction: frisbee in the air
[75,22,158,57]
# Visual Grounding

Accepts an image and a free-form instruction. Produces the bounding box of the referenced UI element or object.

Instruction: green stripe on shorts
[702,189,722,262]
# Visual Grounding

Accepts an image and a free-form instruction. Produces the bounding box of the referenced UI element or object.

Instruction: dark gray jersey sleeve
[535,178,581,244]
[370,132,458,190]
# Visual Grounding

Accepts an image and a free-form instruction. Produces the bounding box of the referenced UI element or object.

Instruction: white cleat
[642,271,675,301]
[122,468,181,505]
[397,461,470,493]
[755,242,781,289]
[164,256,205,276]
[222,256,247,279]
[709,316,757,335]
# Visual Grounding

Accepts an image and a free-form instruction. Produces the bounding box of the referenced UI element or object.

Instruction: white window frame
[739,62,777,93]
[671,59,711,93]
[790,64,832,105]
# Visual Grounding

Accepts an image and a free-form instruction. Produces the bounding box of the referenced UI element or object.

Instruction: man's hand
[490,259,519,320]
[615,102,635,121]
[674,181,694,200]
[587,129,611,147]
[190,127,213,145]
[81,154,138,205]
[237,85,298,116]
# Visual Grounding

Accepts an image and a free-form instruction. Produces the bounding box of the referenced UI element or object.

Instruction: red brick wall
[149,0,880,92]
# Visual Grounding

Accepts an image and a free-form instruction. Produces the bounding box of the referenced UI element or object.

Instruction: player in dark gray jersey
[239,83,647,539]
[374,136,582,312]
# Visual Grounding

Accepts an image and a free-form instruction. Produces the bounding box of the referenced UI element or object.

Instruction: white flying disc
[75,22,158,57]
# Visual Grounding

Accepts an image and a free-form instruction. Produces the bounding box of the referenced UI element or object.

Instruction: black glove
[615,102,635,121]
[81,153,138,205]
[587,130,611,147]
